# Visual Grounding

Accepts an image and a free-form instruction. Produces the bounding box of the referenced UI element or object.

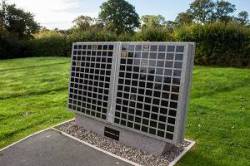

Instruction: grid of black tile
[114,44,185,140]
[68,44,114,120]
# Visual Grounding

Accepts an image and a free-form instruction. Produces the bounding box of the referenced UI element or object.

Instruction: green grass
[0,57,74,148]
[179,66,250,166]
[0,57,249,166]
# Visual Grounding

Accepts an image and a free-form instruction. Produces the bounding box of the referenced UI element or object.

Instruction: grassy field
[0,57,74,148]
[0,57,249,166]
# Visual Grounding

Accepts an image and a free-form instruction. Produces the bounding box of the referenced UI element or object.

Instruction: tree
[0,0,6,31]
[0,0,40,39]
[188,0,215,23]
[73,15,93,31]
[165,21,178,32]
[214,0,236,23]
[90,18,105,31]
[175,12,193,25]
[99,0,140,34]
[236,11,249,25]
[141,15,166,29]
[72,16,105,32]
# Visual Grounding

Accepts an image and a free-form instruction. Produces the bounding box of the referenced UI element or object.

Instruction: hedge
[1,22,250,67]
[0,31,25,59]
[174,22,250,67]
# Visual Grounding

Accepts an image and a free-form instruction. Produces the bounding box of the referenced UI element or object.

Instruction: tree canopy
[175,12,193,25]
[188,0,215,23]
[0,0,39,39]
[237,11,249,25]
[73,15,93,31]
[141,15,166,29]
[214,0,236,22]
[99,0,140,34]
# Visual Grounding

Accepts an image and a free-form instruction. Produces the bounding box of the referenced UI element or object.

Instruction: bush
[22,30,123,57]
[1,22,250,67]
[68,30,118,42]
[118,33,134,41]
[24,31,69,57]
[135,27,174,41]
[175,22,250,67]
[0,29,25,59]
[24,36,68,57]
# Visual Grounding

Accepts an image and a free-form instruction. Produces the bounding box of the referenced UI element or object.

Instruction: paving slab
[0,129,132,166]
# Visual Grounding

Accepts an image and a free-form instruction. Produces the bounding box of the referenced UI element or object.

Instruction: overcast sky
[8,0,250,30]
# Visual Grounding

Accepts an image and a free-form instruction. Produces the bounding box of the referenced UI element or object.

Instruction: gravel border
[56,120,190,166]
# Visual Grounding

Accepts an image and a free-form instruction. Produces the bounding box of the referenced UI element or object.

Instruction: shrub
[175,22,250,67]
[118,33,134,41]
[0,29,24,59]
[23,30,69,57]
[135,27,174,41]
[68,30,118,42]
[23,30,121,57]
[1,22,250,68]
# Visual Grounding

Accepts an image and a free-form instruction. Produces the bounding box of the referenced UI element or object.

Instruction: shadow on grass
[0,87,68,100]
[0,62,69,72]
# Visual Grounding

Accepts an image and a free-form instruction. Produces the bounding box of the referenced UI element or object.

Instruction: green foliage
[22,29,120,57]
[2,23,250,68]
[24,31,68,57]
[135,27,173,41]
[186,0,243,24]
[188,0,215,23]
[72,15,94,31]
[175,12,193,25]
[33,29,64,39]
[214,0,236,23]
[0,28,24,59]
[1,0,250,68]
[175,22,250,66]
[68,30,118,42]
[237,11,249,25]
[0,0,39,39]
[2,21,250,68]
[141,15,166,29]
[0,0,40,59]
[99,0,140,34]
[117,33,134,41]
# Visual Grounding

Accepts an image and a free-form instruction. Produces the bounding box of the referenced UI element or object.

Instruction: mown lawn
[0,57,249,166]
[0,57,74,148]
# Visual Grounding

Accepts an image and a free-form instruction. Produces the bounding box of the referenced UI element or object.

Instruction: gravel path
[56,120,190,166]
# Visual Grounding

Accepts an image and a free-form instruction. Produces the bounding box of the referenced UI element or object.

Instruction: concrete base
[75,114,176,155]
